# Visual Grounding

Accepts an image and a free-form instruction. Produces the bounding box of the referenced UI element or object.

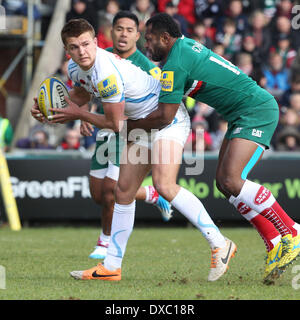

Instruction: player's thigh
[151,139,183,191]
[102,175,118,206]
[215,137,230,193]
[116,144,152,202]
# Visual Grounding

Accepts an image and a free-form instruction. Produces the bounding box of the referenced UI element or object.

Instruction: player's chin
[78,59,92,68]
[116,46,129,53]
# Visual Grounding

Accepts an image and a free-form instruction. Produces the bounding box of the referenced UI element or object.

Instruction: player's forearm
[79,110,123,132]
[127,108,172,132]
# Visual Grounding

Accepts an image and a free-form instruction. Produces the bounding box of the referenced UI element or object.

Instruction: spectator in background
[97,19,114,49]
[98,0,120,25]
[240,33,263,68]
[220,0,248,35]
[97,0,120,49]
[212,42,225,57]
[250,67,267,89]
[215,18,242,60]
[57,128,85,152]
[235,52,254,76]
[0,115,13,152]
[269,33,296,69]
[194,0,223,24]
[189,101,220,133]
[274,0,294,19]
[272,106,300,148]
[276,126,300,151]
[185,117,213,152]
[164,1,189,36]
[280,73,300,107]
[130,0,156,52]
[191,20,214,49]
[273,15,297,49]
[66,0,98,32]
[281,108,300,127]
[290,92,300,116]
[16,126,54,150]
[246,10,272,62]
[130,0,156,28]
[263,52,290,101]
[263,0,278,21]
[176,0,196,26]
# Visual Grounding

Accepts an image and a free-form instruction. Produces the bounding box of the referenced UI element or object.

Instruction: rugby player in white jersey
[31,18,236,282]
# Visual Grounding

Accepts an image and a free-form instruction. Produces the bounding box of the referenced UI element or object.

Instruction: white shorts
[131,102,191,150]
[89,161,120,181]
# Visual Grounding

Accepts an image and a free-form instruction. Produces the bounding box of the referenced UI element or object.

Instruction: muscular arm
[77,100,126,132]
[127,102,180,132]
[49,98,126,133]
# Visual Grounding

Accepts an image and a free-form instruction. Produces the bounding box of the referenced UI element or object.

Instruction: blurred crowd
[2,0,300,153]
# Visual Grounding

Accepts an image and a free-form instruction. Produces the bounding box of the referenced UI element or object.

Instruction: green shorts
[90,132,125,170]
[225,98,279,148]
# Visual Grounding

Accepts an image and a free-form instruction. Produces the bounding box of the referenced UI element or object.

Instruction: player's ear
[136,31,141,42]
[94,37,98,46]
[161,32,170,44]
[64,45,69,55]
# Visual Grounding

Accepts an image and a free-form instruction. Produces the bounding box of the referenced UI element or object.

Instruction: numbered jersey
[159,36,274,122]
[68,47,161,120]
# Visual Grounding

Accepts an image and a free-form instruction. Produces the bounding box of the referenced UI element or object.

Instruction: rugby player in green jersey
[127,13,300,282]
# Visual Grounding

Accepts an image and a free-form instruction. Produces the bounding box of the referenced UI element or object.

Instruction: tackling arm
[127,102,180,132]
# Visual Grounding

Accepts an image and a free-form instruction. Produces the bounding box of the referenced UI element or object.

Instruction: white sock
[98,231,110,246]
[144,185,158,203]
[104,201,136,271]
[229,179,276,213]
[171,187,226,248]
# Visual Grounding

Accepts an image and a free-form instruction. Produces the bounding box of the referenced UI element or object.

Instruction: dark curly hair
[146,13,182,38]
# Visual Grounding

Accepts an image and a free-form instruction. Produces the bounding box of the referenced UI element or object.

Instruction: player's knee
[115,184,135,203]
[102,190,115,209]
[153,180,171,200]
[91,191,103,205]
[216,173,242,197]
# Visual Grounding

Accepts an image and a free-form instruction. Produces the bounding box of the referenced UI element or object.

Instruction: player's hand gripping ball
[38,77,70,118]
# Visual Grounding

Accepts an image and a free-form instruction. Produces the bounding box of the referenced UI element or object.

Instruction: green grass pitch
[0,225,299,300]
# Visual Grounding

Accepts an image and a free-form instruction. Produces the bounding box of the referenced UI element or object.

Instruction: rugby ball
[38,77,70,117]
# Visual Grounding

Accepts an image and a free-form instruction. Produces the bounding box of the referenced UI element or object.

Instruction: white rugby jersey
[67,47,161,120]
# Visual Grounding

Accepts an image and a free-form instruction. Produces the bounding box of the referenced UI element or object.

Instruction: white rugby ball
[38,77,70,117]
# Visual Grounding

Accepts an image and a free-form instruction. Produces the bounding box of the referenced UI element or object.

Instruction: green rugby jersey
[159,36,274,122]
